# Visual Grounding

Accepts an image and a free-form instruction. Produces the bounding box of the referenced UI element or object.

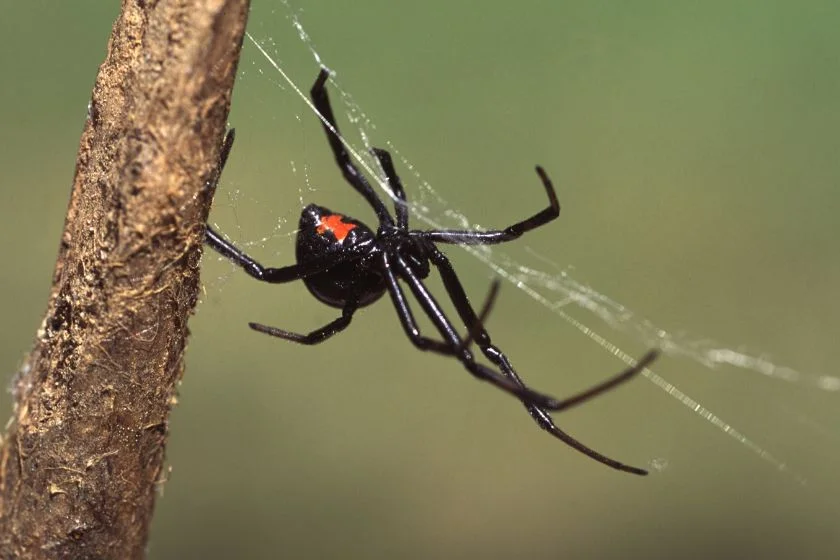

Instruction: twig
[0,0,250,557]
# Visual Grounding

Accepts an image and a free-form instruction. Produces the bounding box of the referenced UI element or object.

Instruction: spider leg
[457,279,501,352]
[249,301,357,345]
[203,128,353,283]
[206,128,236,192]
[385,266,505,355]
[383,257,469,355]
[429,246,656,413]
[421,166,560,245]
[310,68,394,226]
[384,254,574,411]
[371,147,408,230]
[426,245,657,475]
[205,226,352,283]
[523,407,650,475]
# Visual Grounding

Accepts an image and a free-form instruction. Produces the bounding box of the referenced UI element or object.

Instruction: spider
[205,68,659,475]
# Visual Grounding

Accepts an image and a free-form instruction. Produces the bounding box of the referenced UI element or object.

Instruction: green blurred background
[2,1,839,558]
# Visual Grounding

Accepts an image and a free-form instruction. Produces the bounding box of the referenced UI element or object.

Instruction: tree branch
[0,0,250,556]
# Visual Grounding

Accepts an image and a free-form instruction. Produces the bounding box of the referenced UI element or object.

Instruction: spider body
[297,204,389,308]
[205,68,658,475]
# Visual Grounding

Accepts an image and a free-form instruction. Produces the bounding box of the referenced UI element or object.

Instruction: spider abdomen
[296,204,385,308]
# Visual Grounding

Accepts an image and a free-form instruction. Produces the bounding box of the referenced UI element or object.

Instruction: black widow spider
[205,68,659,475]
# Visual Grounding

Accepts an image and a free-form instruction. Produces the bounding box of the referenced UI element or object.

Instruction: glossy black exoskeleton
[204,68,659,475]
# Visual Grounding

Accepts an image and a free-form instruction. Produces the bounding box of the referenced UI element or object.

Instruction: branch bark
[0,0,250,556]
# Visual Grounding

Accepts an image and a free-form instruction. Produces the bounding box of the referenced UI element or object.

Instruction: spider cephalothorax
[205,68,658,475]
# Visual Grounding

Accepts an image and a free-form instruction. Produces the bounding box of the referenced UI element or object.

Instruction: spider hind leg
[427,244,658,475]
[310,68,393,225]
[249,302,357,345]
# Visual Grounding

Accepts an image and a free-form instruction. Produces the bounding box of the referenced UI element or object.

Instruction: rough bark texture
[0,0,250,557]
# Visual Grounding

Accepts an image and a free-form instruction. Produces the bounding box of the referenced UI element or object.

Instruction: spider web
[207,1,840,498]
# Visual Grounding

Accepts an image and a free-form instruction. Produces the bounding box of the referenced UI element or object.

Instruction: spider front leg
[249,301,357,345]
[422,166,560,245]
